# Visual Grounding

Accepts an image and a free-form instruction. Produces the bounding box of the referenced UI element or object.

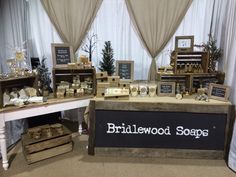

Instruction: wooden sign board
[116,60,134,82]
[208,83,230,102]
[51,43,74,68]
[175,36,194,52]
[157,82,175,96]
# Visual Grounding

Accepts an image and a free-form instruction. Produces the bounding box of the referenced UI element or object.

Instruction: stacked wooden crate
[96,72,109,97]
[22,123,72,164]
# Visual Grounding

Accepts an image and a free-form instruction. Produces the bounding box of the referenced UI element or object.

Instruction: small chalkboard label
[209,83,230,102]
[158,82,175,96]
[116,60,134,81]
[51,43,74,67]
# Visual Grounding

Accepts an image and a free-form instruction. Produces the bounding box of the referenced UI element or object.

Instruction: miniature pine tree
[99,41,115,76]
[37,56,52,92]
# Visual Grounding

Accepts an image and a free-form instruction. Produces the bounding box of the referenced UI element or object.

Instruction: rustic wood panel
[25,142,73,164]
[95,147,224,159]
[24,135,71,154]
[95,100,229,114]
[88,100,95,155]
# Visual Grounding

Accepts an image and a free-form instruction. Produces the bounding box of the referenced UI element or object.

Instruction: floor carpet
[1,134,236,177]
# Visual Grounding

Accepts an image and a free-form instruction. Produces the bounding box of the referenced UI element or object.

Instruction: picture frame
[116,60,134,82]
[208,83,230,102]
[175,36,194,52]
[157,82,176,96]
[51,43,74,68]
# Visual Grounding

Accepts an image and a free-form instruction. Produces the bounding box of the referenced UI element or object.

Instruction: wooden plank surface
[24,135,71,154]
[25,142,73,164]
[95,147,224,159]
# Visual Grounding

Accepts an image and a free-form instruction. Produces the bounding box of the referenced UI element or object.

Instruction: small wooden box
[97,82,110,89]
[108,76,120,83]
[22,124,72,164]
[96,72,108,79]
[96,92,105,98]
[109,82,119,87]
[119,82,130,89]
[96,78,108,83]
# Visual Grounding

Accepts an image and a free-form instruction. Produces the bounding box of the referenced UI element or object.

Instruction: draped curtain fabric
[41,0,103,53]
[0,0,29,148]
[211,0,236,172]
[125,0,192,80]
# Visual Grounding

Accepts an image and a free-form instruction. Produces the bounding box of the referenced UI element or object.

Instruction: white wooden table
[0,97,90,170]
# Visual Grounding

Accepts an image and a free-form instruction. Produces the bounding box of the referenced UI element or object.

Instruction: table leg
[0,125,9,170]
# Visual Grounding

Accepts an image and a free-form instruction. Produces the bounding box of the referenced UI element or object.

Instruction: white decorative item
[148,83,157,97]
[3,92,11,107]
[19,89,28,99]
[24,87,37,97]
[139,83,148,97]
[28,96,44,103]
[10,91,18,99]
[130,83,138,97]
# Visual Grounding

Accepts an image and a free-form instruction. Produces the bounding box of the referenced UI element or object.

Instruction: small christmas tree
[37,56,52,93]
[99,41,115,76]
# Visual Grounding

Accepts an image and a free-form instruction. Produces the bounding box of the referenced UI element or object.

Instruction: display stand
[88,97,234,160]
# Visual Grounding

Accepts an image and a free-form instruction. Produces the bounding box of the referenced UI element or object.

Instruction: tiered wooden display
[0,75,38,108]
[52,67,96,98]
[22,123,72,164]
[157,51,224,94]
[96,72,130,99]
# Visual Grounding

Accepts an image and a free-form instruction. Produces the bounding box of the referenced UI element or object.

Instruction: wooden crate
[0,75,38,108]
[22,124,72,164]
[52,67,96,98]
[171,51,209,74]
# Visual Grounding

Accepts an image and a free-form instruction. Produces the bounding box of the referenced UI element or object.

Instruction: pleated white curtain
[0,0,29,148]
[41,0,103,53]
[125,0,192,80]
[211,0,236,172]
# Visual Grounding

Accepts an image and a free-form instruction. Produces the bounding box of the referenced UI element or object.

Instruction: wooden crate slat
[24,134,71,154]
[25,142,73,164]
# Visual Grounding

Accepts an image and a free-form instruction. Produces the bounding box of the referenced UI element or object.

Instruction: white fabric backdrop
[0,0,29,147]
[211,0,236,172]
[77,0,214,80]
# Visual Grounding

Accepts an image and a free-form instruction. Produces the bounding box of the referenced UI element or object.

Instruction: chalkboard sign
[157,82,175,96]
[51,43,74,67]
[116,60,134,81]
[209,83,230,102]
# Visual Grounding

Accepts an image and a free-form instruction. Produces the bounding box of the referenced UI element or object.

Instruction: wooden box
[108,76,120,83]
[53,67,96,98]
[96,72,108,79]
[0,75,38,108]
[97,82,110,89]
[22,124,72,164]
[171,51,209,74]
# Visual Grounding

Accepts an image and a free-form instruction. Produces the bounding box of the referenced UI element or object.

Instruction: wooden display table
[88,97,234,160]
[0,96,91,170]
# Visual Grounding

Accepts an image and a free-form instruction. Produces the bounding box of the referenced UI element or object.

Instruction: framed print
[51,43,74,68]
[175,36,194,52]
[116,60,134,82]
[157,82,176,96]
[208,83,230,102]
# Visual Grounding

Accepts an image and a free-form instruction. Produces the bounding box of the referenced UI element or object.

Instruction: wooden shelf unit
[0,75,38,108]
[52,67,96,98]
[171,51,209,74]
[157,72,224,94]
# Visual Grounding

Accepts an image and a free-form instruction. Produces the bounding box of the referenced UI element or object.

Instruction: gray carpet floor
[1,134,235,177]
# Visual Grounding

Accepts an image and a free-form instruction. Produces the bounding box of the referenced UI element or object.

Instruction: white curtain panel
[0,0,29,148]
[211,0,236,172]
[41,0,103,52]
[77,0,214,80]
[0,0,30,73]
[125,0,192,80]
[28,0,61,69]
